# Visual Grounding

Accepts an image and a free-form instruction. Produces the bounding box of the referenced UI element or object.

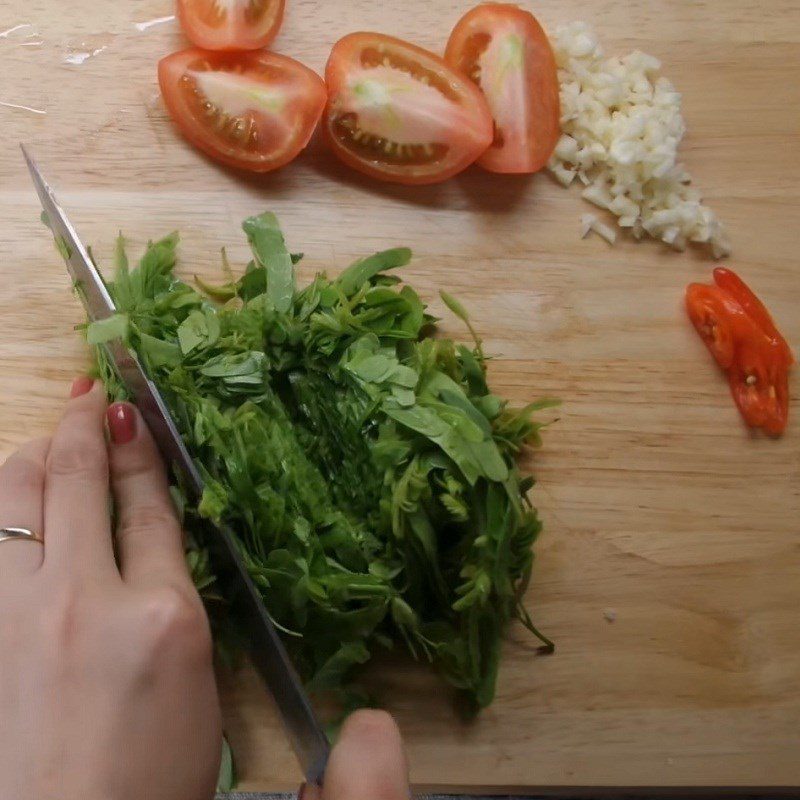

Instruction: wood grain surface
[1,0,799,791]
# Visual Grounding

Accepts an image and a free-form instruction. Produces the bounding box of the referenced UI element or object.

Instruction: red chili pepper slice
[686,269,792,435]
[713,268,793,367]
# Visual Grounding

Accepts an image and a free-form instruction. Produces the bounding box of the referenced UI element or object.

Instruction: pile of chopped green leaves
[88,212,555,712]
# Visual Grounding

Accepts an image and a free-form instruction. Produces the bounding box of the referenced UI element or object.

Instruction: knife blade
[21,143,330,785]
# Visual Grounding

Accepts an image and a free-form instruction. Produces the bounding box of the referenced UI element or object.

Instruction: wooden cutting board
[1,0,798,791]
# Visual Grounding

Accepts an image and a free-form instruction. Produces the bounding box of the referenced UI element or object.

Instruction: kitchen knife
[21,143,330,785]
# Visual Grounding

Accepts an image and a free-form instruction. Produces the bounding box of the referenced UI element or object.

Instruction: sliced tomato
[177,0,284,51]
[158,49,326,173]
[444,3,560,174]
[323,32,493,185]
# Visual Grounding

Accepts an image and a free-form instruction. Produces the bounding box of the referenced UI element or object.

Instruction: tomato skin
[323,32,493,185]
[158,49,326,174]
[177,0,284,51]
[445,3,560,174]
[686,269,792,435]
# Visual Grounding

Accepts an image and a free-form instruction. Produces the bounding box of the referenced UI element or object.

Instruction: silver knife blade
[21,144,330,784]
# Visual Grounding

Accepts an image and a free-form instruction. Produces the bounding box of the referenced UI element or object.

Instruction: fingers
[107,402,190,590]
[43,379,117,577]
[0,438,50,578]
[321,710,409,800]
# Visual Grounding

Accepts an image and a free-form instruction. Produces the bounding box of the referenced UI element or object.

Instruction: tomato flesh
[686,269,792,435]
[324,33,493,185]
[158,49,326,173]
[178,0,284,51]
[445,4,560,174]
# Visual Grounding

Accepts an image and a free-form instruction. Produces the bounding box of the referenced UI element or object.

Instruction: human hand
[302,710,410,800]
[0,378,222,800]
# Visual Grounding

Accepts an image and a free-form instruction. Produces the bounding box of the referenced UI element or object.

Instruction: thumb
[306,710,409,800]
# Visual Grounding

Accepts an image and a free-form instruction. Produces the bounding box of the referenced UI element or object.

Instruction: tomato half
[323,33,493,185]
[177,0,284,51]
[158,49,326,173]
[445,3,560,174]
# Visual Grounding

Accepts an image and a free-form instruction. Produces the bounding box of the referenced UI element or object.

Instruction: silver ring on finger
[0,527,44,546]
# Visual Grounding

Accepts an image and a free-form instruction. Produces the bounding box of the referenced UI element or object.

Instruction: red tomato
[686,269,792,435]
[158,49,326,173]
[445,3,560,174]
[323,33,493,185]
[177,0,284,51]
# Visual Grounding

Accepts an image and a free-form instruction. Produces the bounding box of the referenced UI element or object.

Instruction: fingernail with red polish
[297,784,307,800]
[107,403,137,445]
[70,376,94,398]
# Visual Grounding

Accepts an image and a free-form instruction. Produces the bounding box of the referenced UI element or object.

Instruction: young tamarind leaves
[86,214,555,713]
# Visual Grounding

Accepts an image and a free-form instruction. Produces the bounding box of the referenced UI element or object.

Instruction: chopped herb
[86,313,128,345]
[87,212,555,711]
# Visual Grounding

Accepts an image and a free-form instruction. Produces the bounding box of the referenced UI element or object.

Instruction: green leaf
[243,212,295,313]
[337,247,412,296]
[307,641,371,693]
[139,333,181,368]
[195,274,236,301]
[177,309,221,354]
[86,313,128,345]
[439,290,469,323]
[216,735,236,792]
[440,291,483,356]
[198,480,227,520]
[236,266,267,302]
[199,351,265,386]
[114,232,129,273]
[385,401,508,485]
[457,345,488,395]
[348,353,395,383]
[50,233,73,261]
[137,233,179,296]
